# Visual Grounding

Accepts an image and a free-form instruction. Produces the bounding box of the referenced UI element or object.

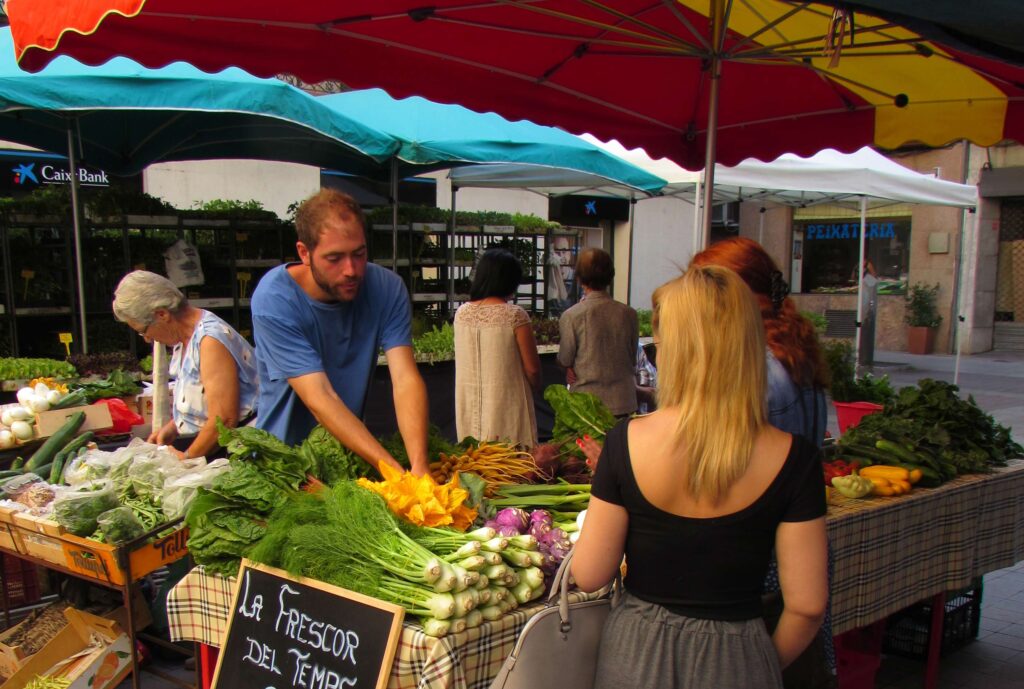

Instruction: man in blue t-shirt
[250,189,429,476]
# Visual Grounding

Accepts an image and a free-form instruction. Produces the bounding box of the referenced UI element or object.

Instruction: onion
[16,387,34,405]
[1,409,13,427]
[34,383,50,397]
[27,396,50,413]
[45,390,62,406]
[8,407,32,422]
[10,420,34,441]
[0,430,14,449]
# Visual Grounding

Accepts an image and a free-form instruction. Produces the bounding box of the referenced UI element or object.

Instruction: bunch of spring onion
[400,520,550,636]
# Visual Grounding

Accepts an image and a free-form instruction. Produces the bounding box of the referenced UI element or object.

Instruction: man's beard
[310,260,361,302]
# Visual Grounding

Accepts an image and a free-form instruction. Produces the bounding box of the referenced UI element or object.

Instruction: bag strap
[547,548,622,630]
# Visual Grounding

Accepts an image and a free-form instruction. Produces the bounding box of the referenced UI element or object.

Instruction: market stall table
[168,461,1024,689]
[168,566,597,689]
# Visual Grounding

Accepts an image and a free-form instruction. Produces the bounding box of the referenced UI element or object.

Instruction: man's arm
[384,345,430,476]
[287,371,403,474]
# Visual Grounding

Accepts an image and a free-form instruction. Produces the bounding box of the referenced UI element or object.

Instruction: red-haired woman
[690,237,829,446]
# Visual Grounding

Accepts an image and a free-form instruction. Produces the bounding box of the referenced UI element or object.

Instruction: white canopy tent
[452,141,979,378]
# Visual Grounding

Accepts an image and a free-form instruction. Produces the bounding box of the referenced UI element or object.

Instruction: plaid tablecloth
[828,459,1024,634]
[169,461,1024,684]
[168,566,596,689]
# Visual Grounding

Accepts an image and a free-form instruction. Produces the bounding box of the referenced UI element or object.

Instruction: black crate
[882,580,983,660]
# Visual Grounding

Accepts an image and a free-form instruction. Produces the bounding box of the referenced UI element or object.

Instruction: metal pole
[953,207,973,385]
[66,124,88,353]
[626,197,636,305]
[699,0,726,249]
[448,182,458,307]
[758,207,766,245]
[692,172,704,257]
[390,159,399,273]
[854,195,867,374]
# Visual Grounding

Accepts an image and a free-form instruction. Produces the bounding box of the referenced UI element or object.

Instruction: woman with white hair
[113,270,258,459]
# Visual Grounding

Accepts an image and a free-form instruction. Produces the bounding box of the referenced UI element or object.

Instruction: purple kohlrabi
[494,507,529,533]
[528,519,552,541]
[529,509,553,528]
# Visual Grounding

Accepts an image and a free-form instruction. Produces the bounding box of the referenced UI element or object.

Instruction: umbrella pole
[391,159,399,275]
[953,207,971,385]
[626,196,636,305]
[66,124,88,354]
[699,0,726,250]
[448,182,458,308]
[692,172,703,258]
[758,207,765,245]
[854,195,867,375]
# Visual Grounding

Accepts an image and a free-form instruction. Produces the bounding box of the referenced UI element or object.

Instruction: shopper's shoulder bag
[489,549,621,689]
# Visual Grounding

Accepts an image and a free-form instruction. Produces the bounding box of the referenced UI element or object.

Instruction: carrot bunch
[429,441,538,496]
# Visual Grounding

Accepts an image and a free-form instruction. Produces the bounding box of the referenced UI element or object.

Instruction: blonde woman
[571,266,827,689]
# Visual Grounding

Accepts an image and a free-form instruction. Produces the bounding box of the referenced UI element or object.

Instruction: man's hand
[385,346,431,477]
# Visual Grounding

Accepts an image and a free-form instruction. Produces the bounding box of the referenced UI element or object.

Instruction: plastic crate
[882,580,982,659]
[835,621,885,689]
[1,554,41,608]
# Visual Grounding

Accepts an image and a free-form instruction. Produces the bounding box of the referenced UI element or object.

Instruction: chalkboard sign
[212,560,404,689]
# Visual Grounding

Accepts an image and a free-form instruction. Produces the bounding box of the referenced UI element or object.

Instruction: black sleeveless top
[590,419,825,620]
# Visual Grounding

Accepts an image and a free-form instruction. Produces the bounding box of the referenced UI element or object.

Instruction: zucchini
[30,462,52,481]
[875,439,921,465]
[0,470,21,481]
[10,457,24,471]
[24,411,86,472]
[50,431,94,484]
[50,389,88,410]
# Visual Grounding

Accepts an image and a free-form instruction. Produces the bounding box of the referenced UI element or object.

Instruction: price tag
[20,269,35,280]
[236,232,249,243]
[237,271,252,282]
[58,332,73,357]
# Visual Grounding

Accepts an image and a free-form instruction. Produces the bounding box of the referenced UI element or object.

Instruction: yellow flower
[357,464,478,530]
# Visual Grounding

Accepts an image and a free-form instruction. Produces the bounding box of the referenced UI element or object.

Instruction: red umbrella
[10,0,1024,238]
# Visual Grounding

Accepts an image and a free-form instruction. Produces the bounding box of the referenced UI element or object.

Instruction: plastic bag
[93,398,145,435]
[63,448,121,486]
[97,506,146,545]
[164,238,205,287]
[127,450,187,505]
[161,458,231,520]
[52,479,120,537]
[1,473,46,498]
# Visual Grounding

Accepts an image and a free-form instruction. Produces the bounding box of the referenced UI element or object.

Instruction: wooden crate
[58,525,189,586]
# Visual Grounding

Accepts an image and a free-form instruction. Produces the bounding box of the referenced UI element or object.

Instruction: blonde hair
[653,265,767,502]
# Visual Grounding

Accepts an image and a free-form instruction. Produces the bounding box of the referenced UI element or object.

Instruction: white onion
[0,430,13,449]
[16,387,34,405]
[28,396,50,413]
[0,410,13,427]
[10,420,34,441]
[45,390,62,406]
[34,383,50,397]
[8,407,32,422]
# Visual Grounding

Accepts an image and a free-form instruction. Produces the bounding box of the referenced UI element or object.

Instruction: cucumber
[0,470,21,480]
[25,411,86,472]
[30,462,52,481]
[875,439,921,465]
[50,431,94,484]
[10,457,24,471]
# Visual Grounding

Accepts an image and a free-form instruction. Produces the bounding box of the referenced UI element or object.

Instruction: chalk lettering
[275,587,360,664]
[239,570,264,622]
[275,584,301,634]
[242,637,281,675]
[289,649,357,689]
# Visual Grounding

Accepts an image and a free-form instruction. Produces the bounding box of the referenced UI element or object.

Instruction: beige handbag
[489,549,621,689]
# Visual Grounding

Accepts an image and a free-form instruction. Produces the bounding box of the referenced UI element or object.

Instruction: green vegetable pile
[544,385,617,456]
[66,370,142,404]
[823,339,896,404]
[0,357,77,381]
[186,422,378,575]
[412,323,455,361]
[838,379,1023,480]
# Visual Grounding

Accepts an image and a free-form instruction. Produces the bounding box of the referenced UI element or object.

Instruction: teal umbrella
[0,27,400,352]
[319,89,666,296]
[320,89,665,194]
[0,30,398,175]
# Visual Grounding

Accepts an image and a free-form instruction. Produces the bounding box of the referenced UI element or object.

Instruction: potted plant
[904,283,942,355]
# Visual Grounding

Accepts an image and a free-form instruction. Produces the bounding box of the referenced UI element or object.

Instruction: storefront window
[794,217,910,295]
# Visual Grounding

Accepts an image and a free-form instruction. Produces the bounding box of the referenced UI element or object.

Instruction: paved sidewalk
[848,349,1024,688]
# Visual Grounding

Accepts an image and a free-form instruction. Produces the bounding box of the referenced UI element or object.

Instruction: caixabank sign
[0,149,112,194]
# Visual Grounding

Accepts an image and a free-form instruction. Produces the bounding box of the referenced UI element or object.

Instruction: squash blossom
[358,463,477,530]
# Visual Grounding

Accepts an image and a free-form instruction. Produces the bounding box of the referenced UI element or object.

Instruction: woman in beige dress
[454,248,542,447]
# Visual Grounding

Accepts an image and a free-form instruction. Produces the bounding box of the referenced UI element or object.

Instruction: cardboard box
[135,395,154,426]
[0,603,70,678]
[0,608,131,689]
[34,404,113,439]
